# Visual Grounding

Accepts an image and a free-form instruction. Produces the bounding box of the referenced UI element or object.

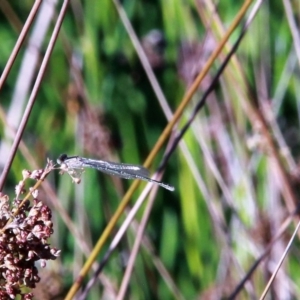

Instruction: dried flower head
[0,161,59,299]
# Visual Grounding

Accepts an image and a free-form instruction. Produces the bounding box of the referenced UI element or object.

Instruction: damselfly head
[57,154,68,165]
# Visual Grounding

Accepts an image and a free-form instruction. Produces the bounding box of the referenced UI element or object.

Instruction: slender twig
[259,219,300,300]
[0,0,42,90]
[228,212,295,299]
[116,183,166,300]
[0,0,71,191]
[112,0,172,119]
[76,182,154,300]
[0,0,59,171]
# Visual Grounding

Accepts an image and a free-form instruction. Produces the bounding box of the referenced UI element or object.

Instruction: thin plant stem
[0,0,71,191]
[0,0,42,90]
[259,220,300,300]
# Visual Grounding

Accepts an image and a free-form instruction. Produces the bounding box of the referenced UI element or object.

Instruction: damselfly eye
[57,153,68,164]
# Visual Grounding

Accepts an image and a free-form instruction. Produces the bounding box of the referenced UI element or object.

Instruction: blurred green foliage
[1,0,300,299]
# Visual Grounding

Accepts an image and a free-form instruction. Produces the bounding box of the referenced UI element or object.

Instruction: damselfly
[57,154,174,191]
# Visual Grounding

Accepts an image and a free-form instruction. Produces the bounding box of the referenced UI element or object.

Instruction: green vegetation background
[1,0,300,299]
